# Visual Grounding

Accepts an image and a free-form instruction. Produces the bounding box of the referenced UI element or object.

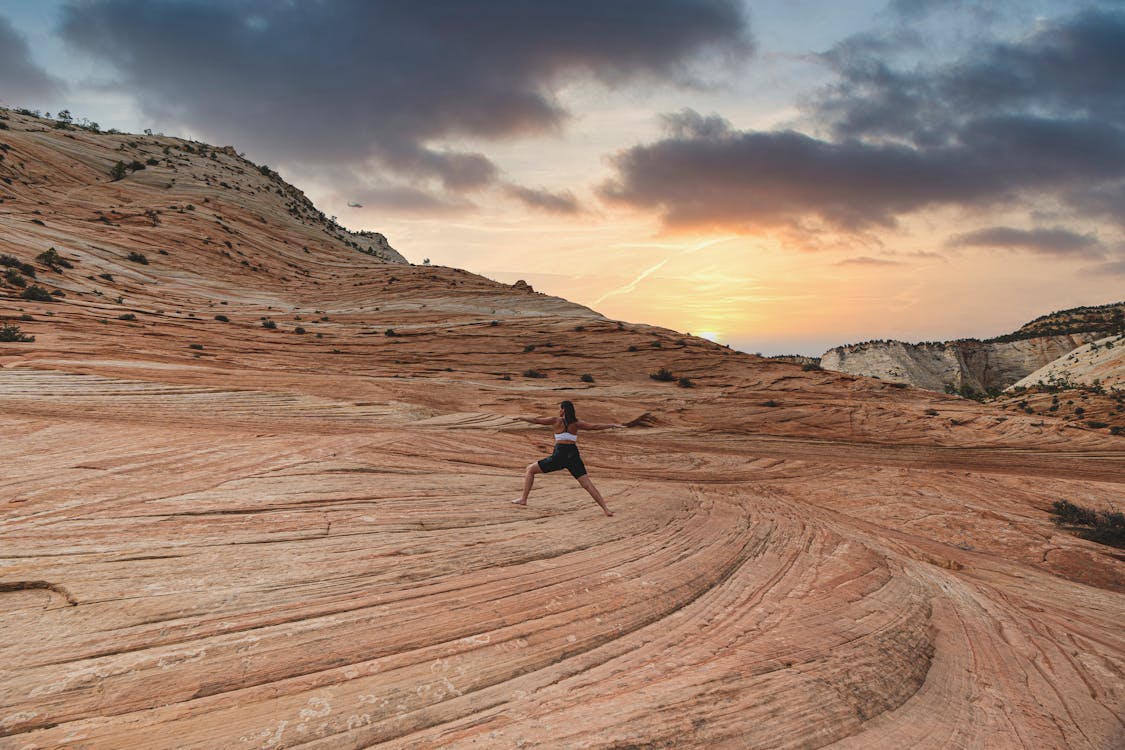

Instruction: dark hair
[560,400,577,429]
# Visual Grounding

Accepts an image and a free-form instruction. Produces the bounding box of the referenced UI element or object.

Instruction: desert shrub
[189,344,204,350]
[127,252,149,265]
[384,328,397,337]
[650,368,676,382]
[1086,421,1109,429]
[523,344,536,352]
[110,161,127,181]
[802,362,822,371]
[261,319,277,329]
[1050,500,1098,526]
[214,314,229,322]
[763,399,780,407]
[117,313,136,321]
[1111,426,1123,436]
[128,160,145,171]
[19,314,33,321]
[924,408,939,416]
[99,273,114,281]
[12,260,33,277]
[575,325,585,331]
[490,320,499,326]
[20,285,53,302]
[0,324,34,342]
[4,269,27,287]
[294,327,306,334]
[523,369,547,378]
[580,373,594,383]
[677,376,694,388]
[146,157,159,166]
[1050,500,1125,548]
[627,345,638,352]
[651,341,662,348]
[37,248,72,269]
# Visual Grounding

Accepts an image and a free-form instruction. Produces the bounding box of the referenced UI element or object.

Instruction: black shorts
[538,443,587,479]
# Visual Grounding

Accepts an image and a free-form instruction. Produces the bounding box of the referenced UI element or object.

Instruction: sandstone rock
[1,107,1122,750]
[821,333,1108,393]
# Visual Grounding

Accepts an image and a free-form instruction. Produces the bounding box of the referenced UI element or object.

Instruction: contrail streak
[593,258,669,306]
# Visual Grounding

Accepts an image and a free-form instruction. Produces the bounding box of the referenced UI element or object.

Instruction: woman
[512,400,625,517]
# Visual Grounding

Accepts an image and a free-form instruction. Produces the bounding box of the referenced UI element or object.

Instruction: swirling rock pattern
[0,110,1122,749]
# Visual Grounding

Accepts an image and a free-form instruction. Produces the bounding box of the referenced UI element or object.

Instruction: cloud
[948,226,1103,258]
[59,0,751,199]
[1078,258,1125,277]
[0,15,64,104]
[347,185,476,215]
[835,256,904,267]
[503,184,581,214]
[600,10,1125,236]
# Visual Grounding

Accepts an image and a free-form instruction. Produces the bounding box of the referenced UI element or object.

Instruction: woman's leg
[577,475,613,517]
[512,462,542,505]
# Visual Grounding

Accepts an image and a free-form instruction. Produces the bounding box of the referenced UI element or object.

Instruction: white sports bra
[554,431,578,442]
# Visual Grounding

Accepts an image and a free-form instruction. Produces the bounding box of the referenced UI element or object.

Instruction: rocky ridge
[819,302,1124,395]
[1,108,1122,749]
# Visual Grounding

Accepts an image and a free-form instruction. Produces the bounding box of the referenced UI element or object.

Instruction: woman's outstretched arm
[575,420,627,430]
[517,416,556,425]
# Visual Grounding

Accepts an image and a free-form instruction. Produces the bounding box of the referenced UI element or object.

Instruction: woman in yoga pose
[512,400,625,517]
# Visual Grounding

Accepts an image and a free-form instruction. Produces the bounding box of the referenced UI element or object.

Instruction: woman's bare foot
[511,499,527,506]
[604,510,614,517]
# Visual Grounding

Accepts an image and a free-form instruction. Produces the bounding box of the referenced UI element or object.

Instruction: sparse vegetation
[764,399,780,407]
[294,327,306,334]
[0,324,34,342]
[523,369,547,378]
[261,319,277,329]
[384,328,397,337]
[37,248,72,269]
[20,285,54,302]
[214,314,229,322]
[677,376,694,388]
[189,344,204,350]
[117,313,136,321]
[0,255,35,277]
[3,269,27,287]
[110,161,127,181]
[650,368,676,382]
[802,362,822,371]
[1050,500,1124,548]
[523,344,536,352]
[580,373,594,383]
[127,252,149,265]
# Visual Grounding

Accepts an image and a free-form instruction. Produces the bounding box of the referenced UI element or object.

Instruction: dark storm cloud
[601,10,1125,236]
[947,226,1103,258]
[504,184,581,215]
[59,0,750,196]
[0,15,64,103]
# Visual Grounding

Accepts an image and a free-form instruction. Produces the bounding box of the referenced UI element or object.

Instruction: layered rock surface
[1,110,1123,749]
[820,333,1106,393]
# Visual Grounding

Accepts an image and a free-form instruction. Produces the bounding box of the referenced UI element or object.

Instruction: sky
[1,0,1123,355]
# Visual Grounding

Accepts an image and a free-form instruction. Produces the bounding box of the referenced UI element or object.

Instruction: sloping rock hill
[1,108,1123,749]
[986,334,1125,434]
[1014,333,1125,392]
[820,302,1124,395]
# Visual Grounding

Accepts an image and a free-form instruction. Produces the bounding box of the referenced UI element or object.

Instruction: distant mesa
[816,301,1125,396]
